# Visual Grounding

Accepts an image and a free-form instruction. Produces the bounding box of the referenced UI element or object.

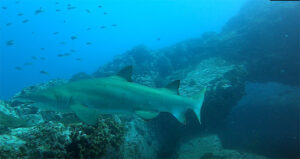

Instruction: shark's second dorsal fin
[117,65,132,82]
[165,80,180,95]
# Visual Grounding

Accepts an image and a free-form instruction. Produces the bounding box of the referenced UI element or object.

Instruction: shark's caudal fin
[191,87,206,124]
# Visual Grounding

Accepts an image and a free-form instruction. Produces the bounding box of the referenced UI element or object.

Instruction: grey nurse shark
[19,66,206,125]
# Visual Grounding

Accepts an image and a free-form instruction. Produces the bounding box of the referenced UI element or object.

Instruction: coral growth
[66,115,125,159]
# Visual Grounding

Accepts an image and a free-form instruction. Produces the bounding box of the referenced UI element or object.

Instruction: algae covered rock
[66,115,125,159]
[0,134,26,159]
[1,115,127,158]
[10,122,71,158]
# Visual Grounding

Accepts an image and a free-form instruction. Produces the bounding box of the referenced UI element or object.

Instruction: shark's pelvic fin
[191,87,207,124]
[70,104,100,125]
[117,65,132,82]
[165,80,180,95]
[135,110,160,120]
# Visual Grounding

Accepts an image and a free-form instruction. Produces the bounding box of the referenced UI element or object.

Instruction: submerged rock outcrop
[1,0,299,158]
[177,135,267,159]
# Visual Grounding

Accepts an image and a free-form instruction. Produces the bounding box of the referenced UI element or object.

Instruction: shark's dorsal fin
[117,65,132,82]
[165,80,180,95]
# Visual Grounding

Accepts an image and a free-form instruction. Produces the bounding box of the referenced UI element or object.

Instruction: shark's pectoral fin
[135,110,160,120]
[173,111,186,125]
[70,104,100,125]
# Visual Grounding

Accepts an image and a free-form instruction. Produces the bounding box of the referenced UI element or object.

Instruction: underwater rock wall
[218,0,300,86]
[219,82,300,158]
[1,0,299,158]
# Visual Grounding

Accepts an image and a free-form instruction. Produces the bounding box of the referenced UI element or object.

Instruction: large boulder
[177,135,267,159]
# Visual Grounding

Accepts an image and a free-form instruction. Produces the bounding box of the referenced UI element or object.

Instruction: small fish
[32,32,35,34]
[22,19,29,23]
[6,40,14,46]
[100,26,106,29]
[56,2,60,5]
[15,66,22,70]
[24,62,33,66]
[64,53,71,56]
[86,42,92,45]
[103,12,108,15]
[156,38,161,41]
[71,36,77,40]
[40,48,45,51]
[53,32,59,35]
[67,6,76,10]
[70,49,76,53]
[284,34,289,38]
[15,1,20,4]
[17,13,24,16]
[40,57,46,60]
[57,54,64,57]
[63,20,67,23]
[76,58,82,61]
[56,9,61,12]
[6,23,12,26]
[40,70,48,74]
[98,5,102,8]
[32,56,38,60]
[59,41,66,45]
[86,9,91,13]
[35,7,44,15]
[87,27,91,31]
[2,6,7,10]
[111,24,117,27]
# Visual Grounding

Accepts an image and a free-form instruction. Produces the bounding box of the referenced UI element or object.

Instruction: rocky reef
[1,0,299,158]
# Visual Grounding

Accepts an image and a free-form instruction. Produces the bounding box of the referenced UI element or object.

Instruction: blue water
[0,0,246,99]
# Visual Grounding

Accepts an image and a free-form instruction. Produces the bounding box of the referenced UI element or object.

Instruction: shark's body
[20,66,206,125]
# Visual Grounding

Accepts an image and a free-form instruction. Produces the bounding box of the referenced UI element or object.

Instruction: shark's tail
[192,87,206,124]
